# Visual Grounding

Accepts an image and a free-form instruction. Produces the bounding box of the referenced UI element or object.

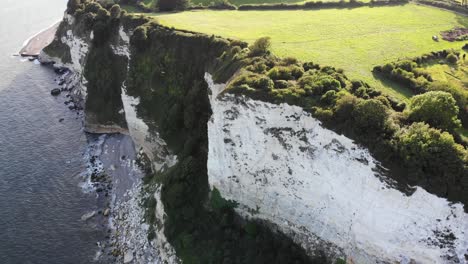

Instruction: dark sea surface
[0,1,104,263]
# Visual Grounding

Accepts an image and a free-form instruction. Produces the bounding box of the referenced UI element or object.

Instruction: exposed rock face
[38,15,89,120]
[206,73,468,264]
[39,13,129,134]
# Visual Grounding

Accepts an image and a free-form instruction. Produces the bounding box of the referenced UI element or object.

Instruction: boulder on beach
[54,67,68,75]
[124,251,134,263]
[50,88,61,96]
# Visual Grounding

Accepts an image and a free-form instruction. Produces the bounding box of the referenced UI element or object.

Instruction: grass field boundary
[187,0,410,11]
[236,0,408,10]
[414,0,468,15]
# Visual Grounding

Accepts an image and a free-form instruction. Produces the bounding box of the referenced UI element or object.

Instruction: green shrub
[446,53,458,64]
[335,259,347,264]
[395,60,416,72]
[132,25,148,48]
[268,65,304,80]
[334,94,358,122]
[382,63,394,74]
[96,8,110,22]
[350,79,365,90]
[314,107,334,121]
[85,2,101,13]
[298,74,341,96]
[375,95,391,108]
[303,61,320,71]
[281,56,299,65]
[427,81,468,126]
[256,76,275,90]
[110,4,121,19]
[274,80,290,89]
[352,99,390,135]
[245,61,268,73]
[67,0,82,14]
[407,91,461,131]
[249,37,271,56]
[321,90,338,105]
[396,122,467,182]
[210,188,238,211]
[231,73,274,90]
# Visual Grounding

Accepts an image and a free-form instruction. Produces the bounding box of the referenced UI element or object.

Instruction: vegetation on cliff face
[43,21,72,64]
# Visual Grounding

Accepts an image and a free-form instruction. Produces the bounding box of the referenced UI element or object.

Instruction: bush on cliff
[352,99,391,137]
[268,65,304,81]
[249,37,271,57]
[110,4,121,19]
[407,91,461,131]
[395,122,467,199]
[67,0,82,14]
[427,81,468,126]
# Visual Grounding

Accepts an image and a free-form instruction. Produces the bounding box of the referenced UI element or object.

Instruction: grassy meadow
[154,4,468,99]
[192,0,306,5]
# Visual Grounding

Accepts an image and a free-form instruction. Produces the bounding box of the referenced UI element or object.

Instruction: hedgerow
[373,49,468,127]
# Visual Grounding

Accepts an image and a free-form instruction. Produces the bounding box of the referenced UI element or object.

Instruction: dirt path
[19,22,59,57]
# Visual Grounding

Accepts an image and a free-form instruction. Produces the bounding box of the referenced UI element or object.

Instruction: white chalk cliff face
[206,73,468,264]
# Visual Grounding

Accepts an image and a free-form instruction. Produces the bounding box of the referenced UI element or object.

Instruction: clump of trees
[395,122,467,193]
[249,37,271,56]
[373,59,432,93]
[446,52,458,64]
[407,91,461,131]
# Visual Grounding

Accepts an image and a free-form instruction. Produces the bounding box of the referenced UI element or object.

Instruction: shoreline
[19,22,60,57]
[30,29,171,262]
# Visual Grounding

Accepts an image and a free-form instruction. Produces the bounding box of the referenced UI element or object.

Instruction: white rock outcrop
[206,73,468,264]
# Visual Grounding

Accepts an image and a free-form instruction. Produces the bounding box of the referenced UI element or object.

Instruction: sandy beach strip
[19,22,59,57]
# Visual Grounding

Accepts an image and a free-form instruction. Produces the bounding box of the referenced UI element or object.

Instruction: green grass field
[192,0,306,5]
[137,0,312,8]
[154,4,468,99]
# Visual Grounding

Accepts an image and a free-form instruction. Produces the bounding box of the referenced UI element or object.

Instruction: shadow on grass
[372,71,414,99]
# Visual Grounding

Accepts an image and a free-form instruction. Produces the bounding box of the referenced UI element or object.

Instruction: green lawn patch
[154,4,467,99]
[424,52,468,88]
[192,0,306,5]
